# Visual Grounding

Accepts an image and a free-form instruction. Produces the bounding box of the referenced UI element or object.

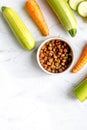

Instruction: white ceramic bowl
[37,37,74,74]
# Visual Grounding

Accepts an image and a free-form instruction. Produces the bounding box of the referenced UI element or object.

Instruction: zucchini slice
[77,1,87,17]
[68,0,84,10]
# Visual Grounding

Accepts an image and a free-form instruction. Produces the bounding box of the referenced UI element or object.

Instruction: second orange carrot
[72,45,87,73]
[25,0,49,36]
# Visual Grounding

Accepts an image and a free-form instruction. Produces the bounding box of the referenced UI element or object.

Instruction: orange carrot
[72,45,87,73]
[25,0,49,36]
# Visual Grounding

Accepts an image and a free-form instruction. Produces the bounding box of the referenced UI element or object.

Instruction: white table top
[0,0,87,130]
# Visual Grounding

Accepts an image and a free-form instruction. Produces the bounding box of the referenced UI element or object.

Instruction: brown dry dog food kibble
[39,39,73,73]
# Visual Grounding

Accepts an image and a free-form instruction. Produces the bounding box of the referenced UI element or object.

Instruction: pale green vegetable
[74,78,87,102]
[77,1,87,17]
[1,6,36,50]
[68,0,84,10]
[47,0,78,37]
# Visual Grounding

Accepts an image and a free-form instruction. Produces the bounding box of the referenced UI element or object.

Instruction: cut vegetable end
[74,89,86,102]
[68,29,77,37]
[1,6,6,11]
[68,0,76,10]
[68,0,84,11]
[77,1,87,17]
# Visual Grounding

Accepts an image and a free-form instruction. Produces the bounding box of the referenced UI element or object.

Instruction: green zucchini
[1,6,36,50]
[68,0,84,11]
[47,0,78,37]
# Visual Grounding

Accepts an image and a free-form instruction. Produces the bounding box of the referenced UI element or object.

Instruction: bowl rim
[37,37,74,75]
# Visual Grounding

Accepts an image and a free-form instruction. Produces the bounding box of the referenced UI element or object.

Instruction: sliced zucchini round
[68,0,84,10]
[77,1,87,17]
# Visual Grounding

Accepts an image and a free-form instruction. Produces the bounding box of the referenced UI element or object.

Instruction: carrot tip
[71,70,77,73]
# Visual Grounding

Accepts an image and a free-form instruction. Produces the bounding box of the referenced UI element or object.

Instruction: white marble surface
[0,0,87,130]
